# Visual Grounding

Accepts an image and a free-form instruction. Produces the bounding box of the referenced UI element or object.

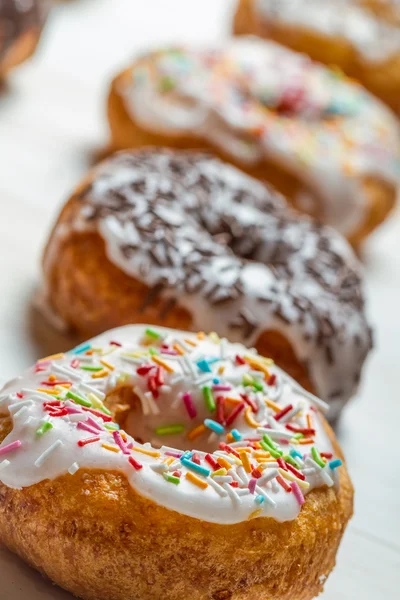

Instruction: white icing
[0,325,340,524]
[255,0,400,63]
[120,37,400,236]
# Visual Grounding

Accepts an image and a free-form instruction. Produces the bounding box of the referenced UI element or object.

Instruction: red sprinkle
[230,481,239,488]
[77,436,100,447]
[147,374,159,398]
[235,355,246,365]
[240,393,258,413]
[172,470,181,478]
[321,452,333,459]
[81,407,113,422]
[274,404,293,421]
[216,395,226,425]
[268,374,277,386]
[286,463,305,481]
[128,456,143,470]
[40,380,70,387]
[224,401,245,427]
[205,453,220,471]
[16,392,24,399]
[219,442,240,458]
[155,367,164,387]
[276,475,292,492]
[277,457,288,471]
[110,340,122,347]
[285,424,316,436]
[137,364,155,376]
[192,453,201,465]
[251,468,262,479]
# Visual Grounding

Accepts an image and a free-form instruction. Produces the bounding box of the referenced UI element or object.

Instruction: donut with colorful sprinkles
[0,325,353,600]
[0,0,46,76]
[42,149,372,419]
[107,37,400,244]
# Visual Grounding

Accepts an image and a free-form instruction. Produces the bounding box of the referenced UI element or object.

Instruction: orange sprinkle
[48,374,56,382]
[120,431,128,442]
[102,443,120,453]
[234,447,251,453]
[240,451,252,474]
[306,414,313,429]
[184,338,197,347]
[185,471,208,490]
[217,456,232,471]
[100,359,115,371]
[152,355,175,373]
[248,508,263,520]
[58,383,72,389]
[247,360,270,379]
[244,406,262,428]
[218,365,225,375]
[253,451,271,459]
[91,369,108,379]
[173,343,185,356]
[38,353,64,362]
[132,446,160,458]
[299,438,314,445]
[187,424,206,441]
[196,332,206,340]
[226,432,235,443]
[265,398,281,412]
[85,350,94,356]
[163,456,175,466]
[225,396,243,405]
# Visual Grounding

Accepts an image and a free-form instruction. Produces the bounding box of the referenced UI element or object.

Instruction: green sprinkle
[98,404,112,416]
[145,328,161,340]
[203,386,216,412]
[311,447,325,468]
[293,433,304,440]
[163,472,180,485]
[262,434,283,458]
[283,454,301,469]
[35,422,53,437]
[66,390,91,408]
[242,374,253,386]
[104,422,120,431]
[148,347,158,356]
[262,433,277,450]
[80,365,104,372]
[159,76,176,93]
[252,379,264,392]
[155,424,185,436]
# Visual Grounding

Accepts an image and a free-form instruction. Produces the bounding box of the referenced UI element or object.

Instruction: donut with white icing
[234,0,400,113]
[0,325,353,600]
[42,149,372,419]
[107,37,400,245]
[0,0,46,76]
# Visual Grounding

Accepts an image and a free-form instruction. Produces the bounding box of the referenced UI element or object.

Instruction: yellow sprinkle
[120,431,128,442]
[217,456,232,470]
[234,447,251,453]
[122,351,147,358]
[278,468,310,490]
[100,359,115,371]
[152,355,175,373]
[211,468,227,477]
[185,471,208,490]
[87,393,104,408]
[209,332,220,343]
[184,338,197,347]
[36,388,59,396]
[102,443,120,453]
[131,446,160,458]
[240,451,252,474]
[218,365,225,375]
[248,509,263,520]
[187,424,206,441]
[38,353,65,362]
[265,398,281,412]
[173,343,185,356]
[163,456,175,466]
[244,406,263,428]
[196,331,206,340]
[246,358,271,379]
[58,383,72,389]
[92,369,108,379]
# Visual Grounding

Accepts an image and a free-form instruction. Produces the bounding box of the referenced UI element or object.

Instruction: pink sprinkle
[0,440,22,456]
[212,384,232,392]
[160,349,178,356]
[248,478,257,494]
[77,422,99,435]
[86,416,103,432]
[66,406,83,415]
[127,441,134,449]
[113,431,130,455]
[182,392,197,419]
[70,359,79,369]
[165,450,183,458]
[291,481,305,506]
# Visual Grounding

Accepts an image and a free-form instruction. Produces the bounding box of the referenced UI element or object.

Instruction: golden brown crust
[107,68,396,247]
[0,406,353,600]
[233,0,400,114]
[0,27,41,76]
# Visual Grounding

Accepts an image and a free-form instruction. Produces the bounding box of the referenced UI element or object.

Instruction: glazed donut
[234,0,400,113]
[42,149,372,419]
[107,38,400,244]
[0,325,353,600]
[0,0,46,77]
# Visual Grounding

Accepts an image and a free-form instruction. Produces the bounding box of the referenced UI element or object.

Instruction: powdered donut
[0,0,46,76]
[42,149,372,419]
[107,37,400,244]
[0,325,353,600]
[234,0,400,113]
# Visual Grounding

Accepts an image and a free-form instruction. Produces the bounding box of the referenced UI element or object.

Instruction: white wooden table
[0,1,399,597]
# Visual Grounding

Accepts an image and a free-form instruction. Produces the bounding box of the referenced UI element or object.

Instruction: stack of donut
[0,324,353,600]
[42,148,373,420]
[107,38,400,245]
[0,0,46,76]
[234,0,400,113]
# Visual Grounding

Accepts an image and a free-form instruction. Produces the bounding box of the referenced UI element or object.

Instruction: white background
[0,0,399,597]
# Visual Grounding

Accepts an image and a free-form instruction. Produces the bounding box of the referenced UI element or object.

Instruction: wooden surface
[0,0,399,597]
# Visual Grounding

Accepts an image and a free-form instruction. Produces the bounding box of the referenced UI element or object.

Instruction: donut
[234,0,400,113]
[41,149,372,419]
[0,0,46,77]
[0,325,353,600]
[106,38,400,244]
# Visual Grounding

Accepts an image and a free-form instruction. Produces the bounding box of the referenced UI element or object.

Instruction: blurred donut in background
[0,0,47,77]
